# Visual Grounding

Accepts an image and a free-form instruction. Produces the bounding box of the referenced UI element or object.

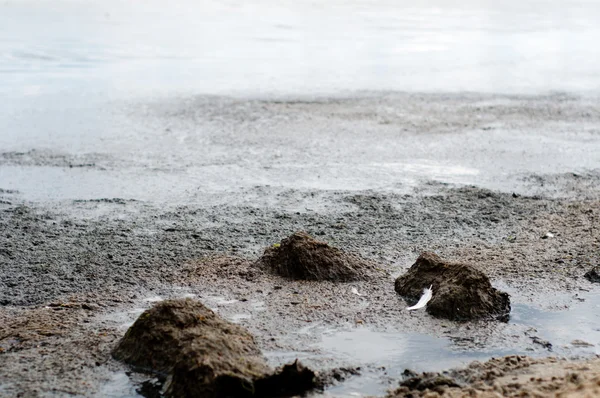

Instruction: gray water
[2,0,600,96]
[319,294,600,396]
[2,0,600,204]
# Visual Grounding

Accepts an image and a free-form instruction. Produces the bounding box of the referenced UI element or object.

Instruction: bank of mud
[1,177,599,396]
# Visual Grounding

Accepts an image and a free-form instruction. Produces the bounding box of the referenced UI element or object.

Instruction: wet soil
[389,355,600,397]
[1,93,600,397]
[256,231,378,281]
[2,181,599,396]
[112,298,319,397]
[395,252,511,321]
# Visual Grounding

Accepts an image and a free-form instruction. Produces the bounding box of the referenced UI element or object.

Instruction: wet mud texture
[1,182,598,308]
[112,299,268,376]
[1,176,600,396]
[395,252,511,321]
[389,355,600,397]
[113,298,319,398]
[255,231,377,281]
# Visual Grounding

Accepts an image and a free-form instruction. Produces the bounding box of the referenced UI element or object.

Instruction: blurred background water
[1,0,600,204]
[2,0,600,98]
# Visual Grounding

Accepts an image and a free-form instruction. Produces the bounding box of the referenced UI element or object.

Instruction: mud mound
[168,359,318,398]
[395,252,510,321]
[256,232,374,281]
[112,298,320,397]
[398,372,460,394]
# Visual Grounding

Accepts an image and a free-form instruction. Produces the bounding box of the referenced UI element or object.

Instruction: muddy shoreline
[2,183,599,396]
[1,93,600,396]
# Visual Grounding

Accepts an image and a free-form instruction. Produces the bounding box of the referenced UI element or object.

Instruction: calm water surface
[2,0,600,97]
[1,0,600,202]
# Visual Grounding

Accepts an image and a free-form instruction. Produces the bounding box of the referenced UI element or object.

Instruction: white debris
[406,285,433,311]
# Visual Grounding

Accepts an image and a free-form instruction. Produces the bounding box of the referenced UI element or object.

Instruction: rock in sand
[584,266,600,283]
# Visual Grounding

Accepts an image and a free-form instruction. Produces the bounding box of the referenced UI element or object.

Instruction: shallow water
[2,0,600,96]
[2,1,600,204]
[272,292,600,396]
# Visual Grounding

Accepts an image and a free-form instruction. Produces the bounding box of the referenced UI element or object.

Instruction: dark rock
[584,266,600,283]
[170,359,320,398]
[395,252,511,321]
[255,232,375,281]
[113,298,320,398]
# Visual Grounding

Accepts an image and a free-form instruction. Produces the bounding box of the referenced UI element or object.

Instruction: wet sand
[1,93,600,396]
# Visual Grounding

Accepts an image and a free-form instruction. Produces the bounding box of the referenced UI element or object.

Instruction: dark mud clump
[395,252,510,321]
[112,298,320,398]
[255,231,375,281]
[584,266,600,283]
[169,359,318,398]
[112,298,268,376]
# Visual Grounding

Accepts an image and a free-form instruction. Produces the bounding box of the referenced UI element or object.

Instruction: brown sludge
[395,252,511,321]
[256,231,376,281]
[112,298,320,398]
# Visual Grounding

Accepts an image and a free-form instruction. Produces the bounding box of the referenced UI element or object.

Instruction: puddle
[511,295,600,354]
[312,329,511,397]
[297,292,600,396]
[98,372,141,398]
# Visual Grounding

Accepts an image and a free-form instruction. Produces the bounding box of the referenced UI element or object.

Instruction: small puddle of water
[314,329,511,397]
[299,292,600,396]
[98,372,141,398]
[511,295,600,354]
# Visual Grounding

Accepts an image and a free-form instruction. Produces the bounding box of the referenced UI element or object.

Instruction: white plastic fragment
[351,287,363,296]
